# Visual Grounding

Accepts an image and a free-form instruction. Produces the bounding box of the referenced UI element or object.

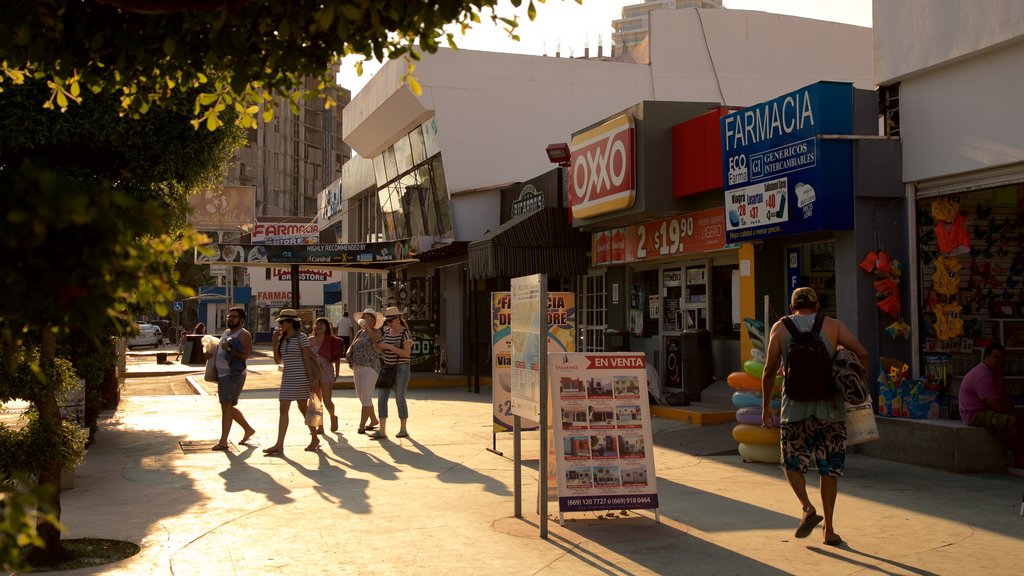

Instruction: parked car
[128,323,163,349]
[150,319,171,343]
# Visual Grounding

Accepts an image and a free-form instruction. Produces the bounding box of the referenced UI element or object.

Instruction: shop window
[383,147,398,182]
[917,187,1024,404]
[806,242,836,317]
[880,83,900,137]
[630,269,660,337]
[394,135,414,175]
[662,269,682,333]
[430,156,453,238]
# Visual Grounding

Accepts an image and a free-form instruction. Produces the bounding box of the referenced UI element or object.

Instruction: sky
[337,0,872,96]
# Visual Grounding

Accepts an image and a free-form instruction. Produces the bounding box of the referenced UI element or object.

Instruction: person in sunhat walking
[264,309,320,455]
[349,307,384,434]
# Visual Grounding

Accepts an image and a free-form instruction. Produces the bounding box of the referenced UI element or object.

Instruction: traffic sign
[173,301,184,312]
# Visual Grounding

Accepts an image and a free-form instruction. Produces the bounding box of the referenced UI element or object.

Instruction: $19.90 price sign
[592,207,727,266]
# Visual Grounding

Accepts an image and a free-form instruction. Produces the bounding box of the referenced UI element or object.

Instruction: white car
[128,323,163,349]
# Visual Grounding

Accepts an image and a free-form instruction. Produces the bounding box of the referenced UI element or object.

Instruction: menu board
[549,353,659,513]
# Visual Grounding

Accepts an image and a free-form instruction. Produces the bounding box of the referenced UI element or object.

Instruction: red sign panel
[591,207,728,266]
[569,115,636,220]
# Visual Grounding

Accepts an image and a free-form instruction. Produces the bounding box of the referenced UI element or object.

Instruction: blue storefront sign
[721,82,855,243]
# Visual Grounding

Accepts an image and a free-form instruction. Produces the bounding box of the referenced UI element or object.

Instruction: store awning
[468,207,589,280]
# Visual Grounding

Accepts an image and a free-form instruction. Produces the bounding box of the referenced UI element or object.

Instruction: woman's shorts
[780,416,846,476]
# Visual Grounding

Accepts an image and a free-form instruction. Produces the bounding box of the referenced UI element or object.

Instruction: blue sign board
[173,301,184,312]
[721,82,855,243]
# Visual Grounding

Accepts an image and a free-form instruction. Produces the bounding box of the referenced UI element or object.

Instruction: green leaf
[162,36,176,57]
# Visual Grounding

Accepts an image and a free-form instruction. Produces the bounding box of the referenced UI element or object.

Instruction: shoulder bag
[376,363,396,389]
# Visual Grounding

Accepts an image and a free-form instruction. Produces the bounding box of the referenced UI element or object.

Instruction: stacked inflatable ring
[728,354,782,464]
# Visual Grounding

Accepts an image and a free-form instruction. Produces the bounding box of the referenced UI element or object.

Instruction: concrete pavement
[48,351,1024,575]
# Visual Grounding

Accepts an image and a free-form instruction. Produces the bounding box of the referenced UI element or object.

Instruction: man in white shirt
[335,310,355,360]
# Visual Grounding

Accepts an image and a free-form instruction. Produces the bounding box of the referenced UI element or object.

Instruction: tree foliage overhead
[0,79,243,344]
[0,0,555,129]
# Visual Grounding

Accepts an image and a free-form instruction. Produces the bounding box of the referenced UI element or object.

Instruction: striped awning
[467,207,589,280]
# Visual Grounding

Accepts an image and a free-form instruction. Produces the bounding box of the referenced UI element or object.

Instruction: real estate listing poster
[549,353,659,513]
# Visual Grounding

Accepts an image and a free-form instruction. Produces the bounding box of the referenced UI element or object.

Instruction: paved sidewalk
[54,364,1024,575]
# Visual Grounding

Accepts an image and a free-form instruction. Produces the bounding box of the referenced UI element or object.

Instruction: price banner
[591,207,727,266]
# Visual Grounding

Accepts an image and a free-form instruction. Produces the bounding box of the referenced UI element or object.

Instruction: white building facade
[874,1,1024,402]
[339,8,873,375]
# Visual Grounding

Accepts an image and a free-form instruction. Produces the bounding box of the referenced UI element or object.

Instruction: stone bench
[857,416,1010,473]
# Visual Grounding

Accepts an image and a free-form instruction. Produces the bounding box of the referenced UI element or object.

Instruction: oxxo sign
[569,114,636,220]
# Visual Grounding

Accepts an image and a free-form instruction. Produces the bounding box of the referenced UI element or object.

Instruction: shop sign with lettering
[569,114,636,220]
[195,240,411,266]
[721,81,855,243]
[252,221,319,245]
[591,207,727,266]
[510,184,545,219]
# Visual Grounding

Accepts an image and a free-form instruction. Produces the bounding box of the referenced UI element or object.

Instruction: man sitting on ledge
[958,342,1024,471]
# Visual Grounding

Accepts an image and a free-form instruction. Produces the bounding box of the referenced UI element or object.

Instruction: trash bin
[681,328,712,401]
[183,334,207,366]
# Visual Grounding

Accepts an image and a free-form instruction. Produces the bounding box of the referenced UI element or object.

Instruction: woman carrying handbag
[310,316,342,434]
[348,307,384,434]
[368,306,413,440]
[263,309,321,455]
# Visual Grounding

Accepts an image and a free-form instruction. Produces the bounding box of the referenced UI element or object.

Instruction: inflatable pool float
[743,318,766,351]
[735,407,779,427]
[738,441,781,463]
[731,424,781,445]
[731,391,781,409]
[727,371,762,392]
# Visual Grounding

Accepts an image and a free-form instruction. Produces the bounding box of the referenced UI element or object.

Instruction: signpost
[510,273,548,538]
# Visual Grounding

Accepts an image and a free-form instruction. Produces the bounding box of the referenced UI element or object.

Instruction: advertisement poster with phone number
[549,353,659,513]
[492,292,575,432]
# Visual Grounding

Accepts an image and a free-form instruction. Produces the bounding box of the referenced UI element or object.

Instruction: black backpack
[781,314,835,401]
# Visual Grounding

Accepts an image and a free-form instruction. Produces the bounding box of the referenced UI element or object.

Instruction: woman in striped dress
[264,309,320,455]
[368,306,413,440]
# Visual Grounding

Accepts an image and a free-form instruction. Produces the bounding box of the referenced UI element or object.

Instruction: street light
[545,142,571,167]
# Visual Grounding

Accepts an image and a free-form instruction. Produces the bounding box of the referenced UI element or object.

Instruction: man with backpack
[761,287,868,547]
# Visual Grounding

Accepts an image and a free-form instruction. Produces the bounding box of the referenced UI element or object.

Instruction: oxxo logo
[569,115,636,219]
[728,154,748,185]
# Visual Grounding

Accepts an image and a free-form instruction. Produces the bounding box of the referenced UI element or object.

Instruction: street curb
[184,375,207,396]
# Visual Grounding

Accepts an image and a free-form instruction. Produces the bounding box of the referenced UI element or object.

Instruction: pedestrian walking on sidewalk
[336,310,355,360]
[264,309,320,455]
[369,306,413,440]
[349,307,383,434]
[760,287,868,547]
[210,308,255,451]
[311,316,342,434]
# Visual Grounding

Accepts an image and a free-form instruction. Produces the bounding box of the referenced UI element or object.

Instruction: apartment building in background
[221,77,351,219]
[612,0,723,55]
